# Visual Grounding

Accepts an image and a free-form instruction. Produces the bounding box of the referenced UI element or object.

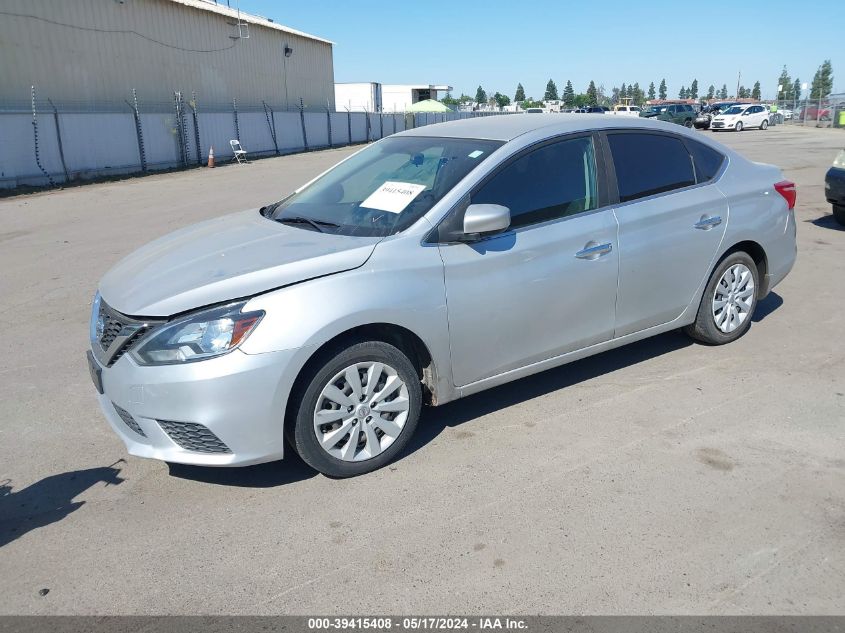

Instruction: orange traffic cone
[207,146,215,168]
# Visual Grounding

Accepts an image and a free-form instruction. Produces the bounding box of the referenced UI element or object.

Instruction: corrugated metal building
[0,0,335,110]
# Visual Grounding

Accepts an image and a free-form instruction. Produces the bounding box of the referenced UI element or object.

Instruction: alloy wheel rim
[712,263,755,334]
[313,362,410,462]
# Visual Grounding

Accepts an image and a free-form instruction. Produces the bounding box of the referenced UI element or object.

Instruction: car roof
[395,113,688,142]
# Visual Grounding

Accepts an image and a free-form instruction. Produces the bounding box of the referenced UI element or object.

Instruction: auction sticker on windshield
[361,181,427,214]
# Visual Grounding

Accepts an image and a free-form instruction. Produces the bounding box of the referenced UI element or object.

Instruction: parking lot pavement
[0,126,843,615]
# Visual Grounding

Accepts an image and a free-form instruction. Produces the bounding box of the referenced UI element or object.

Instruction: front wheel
[291,341,422,477]
[684,252,759,345]
[735,121,743,132]
[833,205,845,226]
[760,119,768,130]
[684,119,693,128]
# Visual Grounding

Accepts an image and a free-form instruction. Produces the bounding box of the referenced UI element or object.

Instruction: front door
[438,135,620,387]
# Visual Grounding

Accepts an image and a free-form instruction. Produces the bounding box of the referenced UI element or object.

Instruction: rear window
[686,139,725,183]
[608,133,695,202]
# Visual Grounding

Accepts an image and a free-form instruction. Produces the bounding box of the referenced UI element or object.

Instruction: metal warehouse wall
[0,0,335,110]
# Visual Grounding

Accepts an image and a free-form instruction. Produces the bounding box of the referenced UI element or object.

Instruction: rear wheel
[291,341,422,477]
[833,205,845,226]
[735,121,743,132]
[684,118,693,127]
[684,252,759,345]
[760,119,768,130]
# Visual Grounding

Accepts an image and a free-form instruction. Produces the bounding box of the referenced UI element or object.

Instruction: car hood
[99,209,381,316]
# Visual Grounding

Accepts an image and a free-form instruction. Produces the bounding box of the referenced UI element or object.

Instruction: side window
[472,136,598,229]
[686,139,726,183]
[607,132,695,202]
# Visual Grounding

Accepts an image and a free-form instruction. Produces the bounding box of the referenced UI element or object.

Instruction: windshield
[268,136,503,237]
[722,106,745,115]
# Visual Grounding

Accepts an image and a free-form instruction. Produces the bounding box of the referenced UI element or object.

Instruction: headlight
[833,150,845,169]
[131,302,264,365]
[90,291,102,344]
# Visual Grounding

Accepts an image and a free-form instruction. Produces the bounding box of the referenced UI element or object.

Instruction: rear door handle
[694,215,722,230]
[575,242,613,260]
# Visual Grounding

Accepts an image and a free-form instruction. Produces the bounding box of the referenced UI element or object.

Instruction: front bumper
[710,120,736,130]
[91,347,304,466]
[825,166,845,205]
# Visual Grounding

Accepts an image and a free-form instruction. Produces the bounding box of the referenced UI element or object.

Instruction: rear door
[605,131,728,337]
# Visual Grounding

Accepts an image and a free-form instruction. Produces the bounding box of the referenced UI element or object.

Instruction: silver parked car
[89,115,797,477]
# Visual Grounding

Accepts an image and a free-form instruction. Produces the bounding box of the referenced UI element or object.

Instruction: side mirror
[462,204,511,239]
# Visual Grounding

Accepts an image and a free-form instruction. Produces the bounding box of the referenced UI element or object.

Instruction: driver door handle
[575,242,613,260]
[694,215,722,230]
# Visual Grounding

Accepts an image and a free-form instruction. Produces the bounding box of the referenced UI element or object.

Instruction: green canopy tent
[404,99,454,113]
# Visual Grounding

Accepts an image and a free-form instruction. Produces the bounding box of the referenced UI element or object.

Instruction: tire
[290,340,422,477]
[760,119,768,130]
[684,251,759,345]
[833,205,845,226]
[735,121,743,132]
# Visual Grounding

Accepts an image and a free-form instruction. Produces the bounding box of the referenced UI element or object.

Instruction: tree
[514,83,525,103]
[572,93,590,108]
[690,79,699,99]
[810,59,833,99]
[776,66,793,101]
[792,78,801,101]
[647,82,656,100]
[632,82,643,105]
[707,84,715,100]
[659,78,667,100]
[719,84,728,99]
[520,97,544,109]
[678,86,687,99]
[440,92,459,107]
[751,81,761,101]
[620,83,627,102]
[493,92,511,109]
[563,80,575,107]
[544,79,559,101]
[586,81,598,106]
[475,85,487,104]
[458,93,472,104]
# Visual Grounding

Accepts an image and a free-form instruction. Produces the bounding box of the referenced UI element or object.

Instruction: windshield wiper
[276,216,340,233]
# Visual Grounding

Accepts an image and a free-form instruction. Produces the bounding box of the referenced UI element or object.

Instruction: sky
[237,0,841,101]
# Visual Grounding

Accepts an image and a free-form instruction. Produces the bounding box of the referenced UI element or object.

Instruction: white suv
[711,104,770,132]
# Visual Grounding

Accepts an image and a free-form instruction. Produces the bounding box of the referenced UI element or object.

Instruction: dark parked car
[641,104,696,127]
[826,149,845,225]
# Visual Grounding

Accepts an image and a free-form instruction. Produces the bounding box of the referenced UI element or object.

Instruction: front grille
[95,300,157,367]
[113,403,146,437]
[712,122,724,128]
[157,420,231,454]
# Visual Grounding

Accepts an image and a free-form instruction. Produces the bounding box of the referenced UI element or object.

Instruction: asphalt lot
[1,125,843,615]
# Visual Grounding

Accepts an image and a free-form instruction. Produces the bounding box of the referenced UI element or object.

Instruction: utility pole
[735,71,741,100]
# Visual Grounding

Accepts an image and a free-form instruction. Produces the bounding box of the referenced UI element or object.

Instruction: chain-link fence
[0,87,510,190]
[769,97,845,127]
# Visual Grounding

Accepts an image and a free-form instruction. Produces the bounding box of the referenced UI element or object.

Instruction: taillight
[774,180,797,210]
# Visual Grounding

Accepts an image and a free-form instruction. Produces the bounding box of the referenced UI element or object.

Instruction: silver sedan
[89,114,797,477]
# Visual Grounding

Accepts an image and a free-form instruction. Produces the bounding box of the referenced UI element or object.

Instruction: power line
[0,10,239,53]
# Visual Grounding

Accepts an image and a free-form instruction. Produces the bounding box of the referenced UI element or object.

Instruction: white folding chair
[230,139,248,164]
